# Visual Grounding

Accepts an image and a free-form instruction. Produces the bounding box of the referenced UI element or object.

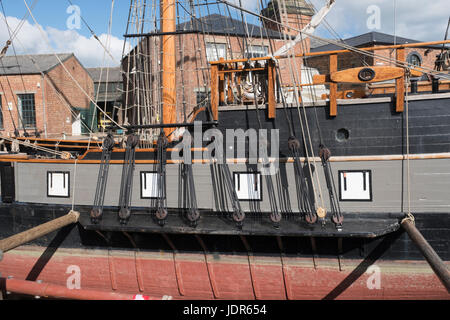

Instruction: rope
[402,212,415,225]
[22,0,125,130]
[404,70,415,223]
[0,0,38,60]
[219,0,450,80]
[279,0,323,212]
[0,135,71,158]
[0,19,102,142]
[71,158,78,211]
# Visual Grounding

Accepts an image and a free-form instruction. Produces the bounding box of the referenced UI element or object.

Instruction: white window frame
[140,171,161,199]
[338,170,372,202]
[47,172,70,198]
[233,172,262,201]
[205,42,227,62]
[245,45,269,58]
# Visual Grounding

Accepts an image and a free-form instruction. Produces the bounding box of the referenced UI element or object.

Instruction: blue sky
[0,0,448,68]
[2,0,129,39]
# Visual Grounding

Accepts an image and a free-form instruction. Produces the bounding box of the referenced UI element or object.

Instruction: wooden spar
[329,54,338,116]
[0,278,164,300]
[210,64,219,121]
[0,211,80,253]
[267,59,276,119]
[396,48,406,112]
[401,218,450,292]
[161,0,177,138]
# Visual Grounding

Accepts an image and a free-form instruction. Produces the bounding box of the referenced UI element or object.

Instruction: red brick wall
[0,74,43,136]
[0,55,93,138]
[45,56,93,137]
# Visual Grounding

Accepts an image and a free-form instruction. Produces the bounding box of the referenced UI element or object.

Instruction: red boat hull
[1,246,448,300]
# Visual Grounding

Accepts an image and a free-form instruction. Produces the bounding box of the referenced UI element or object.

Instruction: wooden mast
[161,0,177,138]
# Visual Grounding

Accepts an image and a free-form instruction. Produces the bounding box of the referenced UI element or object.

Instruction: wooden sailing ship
[0,0,449,299]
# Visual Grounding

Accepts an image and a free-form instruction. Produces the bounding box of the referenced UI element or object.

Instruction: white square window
[47,172,70,198]
[205,42,227,62]
[141,172,160,199]
[234,172,262,201]
[245,45,269,58]
[339,170,372,202]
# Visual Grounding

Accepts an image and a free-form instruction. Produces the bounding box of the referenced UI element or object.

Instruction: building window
[206,42,227,62]
[47,172,70,198]
[18,94,36,128]
[407,52,422,67]
[338,170,372,202]
[245,45,269,58]
[233,172,262,201]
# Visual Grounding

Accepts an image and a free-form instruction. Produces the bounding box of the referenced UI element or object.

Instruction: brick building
[87,67,123,132]
[306,31,445,86]
[121,1,314,125]
[121,1,447,125]
[0,53,93,138]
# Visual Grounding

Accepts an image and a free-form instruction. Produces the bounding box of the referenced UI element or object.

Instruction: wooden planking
[267,60,276,119]
[329,54,338,116]
[395,48,406,112]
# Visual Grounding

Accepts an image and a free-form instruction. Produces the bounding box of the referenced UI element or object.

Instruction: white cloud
[0,0,447,68]
[310,0,450,41]
[228,0,449,41]
[0,13,130,68]
[229,0,260,11]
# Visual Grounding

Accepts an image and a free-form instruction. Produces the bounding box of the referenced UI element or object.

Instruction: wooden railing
[209,40,450,118]
[210,58,277,121]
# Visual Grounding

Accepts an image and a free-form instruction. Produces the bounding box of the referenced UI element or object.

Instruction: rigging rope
[219,0,450,80]
[0,0,38,60]
[23,0,125,130]
[0,16,102,142]
[0,135,72,158]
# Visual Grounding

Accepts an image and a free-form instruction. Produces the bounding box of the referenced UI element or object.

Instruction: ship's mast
[161,0,177,138]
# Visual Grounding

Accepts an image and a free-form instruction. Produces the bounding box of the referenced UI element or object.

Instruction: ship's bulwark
[0,205,449,299]
[1,95,450,298]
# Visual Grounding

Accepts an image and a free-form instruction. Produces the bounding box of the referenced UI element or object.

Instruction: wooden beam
[210,64,219,121]
[267,59,276,119]
[0,211,80,253]
[227,77,234,104]
[219,58,225,104]
[396,48,405,112]
[331,66,404,83]
[329,54,338,116]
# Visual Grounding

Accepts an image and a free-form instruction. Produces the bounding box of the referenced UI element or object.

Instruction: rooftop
[311,31,441,52]
[176,13,287,39]
[87,67,122,83]
[0,53,73,76]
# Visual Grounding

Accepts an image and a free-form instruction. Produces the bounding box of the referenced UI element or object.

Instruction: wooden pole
[0,211,80,253]
[210,64,219,121]
[395,48,405,112]
[329,54,338,116]
[161,0,177,138]
[402,218,450,293]
[1,277,164,300]
[267,59,276,119]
